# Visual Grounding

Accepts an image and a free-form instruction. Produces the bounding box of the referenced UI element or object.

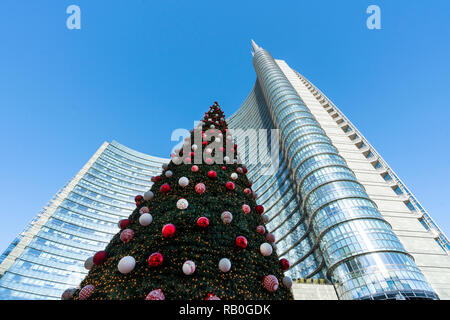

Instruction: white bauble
[260,243,273,256]
[192,144,198,151]
[223,156,230,163]
[282,276,293,289]
[162,163,168,170]
[230,173,238,180]
[208,118,212,122]
[233,159,238,164]
[165,170,173,178]
[84,256,94,270]
[182,260,196,275]
[178,177,189,187]
[177,198,189,210]
[118,256,136,274]
[144,191,154,201]
[139,213,153,226]
[215,137,221,143]
[210,125,215,129]
[221,211,233,224]
[218,258,231,272]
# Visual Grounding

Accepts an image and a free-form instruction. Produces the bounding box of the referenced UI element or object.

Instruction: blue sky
[0,0,449,253]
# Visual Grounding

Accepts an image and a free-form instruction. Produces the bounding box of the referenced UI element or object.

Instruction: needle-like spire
[251,39,262,56]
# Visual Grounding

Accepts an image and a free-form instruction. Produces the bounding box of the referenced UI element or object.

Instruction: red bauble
[243,188,252,196]
[79,285,95,300]
[235,236,248,249]
[225,181,235,190]
[120,229,134,243]
[207,170,217,179]
[134,195,143,203]
[151,176,162,183]
[190,152,194,157]
[221,166,226,170]
[191,165,199,172]
[255,205,264,215]
[118,219,130,230]
[280,258,290,271]
[243,167,248,174]
[160,184,171,194]
[145,289,165,300]
[93,251,107,265]
[195,183,206,195]
[205,293,221,300]
[162,224,176,238]
[248,181,253,187]
[197,217,209,228]
[266,233,275,243]
[256,225,265,235]
[263,275,279,292]
[148,252,164,267]
[202,141,207,146]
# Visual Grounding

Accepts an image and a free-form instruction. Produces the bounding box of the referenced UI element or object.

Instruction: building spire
[251,39,262,56]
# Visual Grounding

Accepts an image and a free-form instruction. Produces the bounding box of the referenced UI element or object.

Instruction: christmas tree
[63,102,293,300]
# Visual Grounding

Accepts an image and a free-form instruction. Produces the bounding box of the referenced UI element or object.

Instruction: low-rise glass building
[0,141,167,299]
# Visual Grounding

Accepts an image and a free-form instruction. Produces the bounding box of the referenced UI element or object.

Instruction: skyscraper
[0,141,168,299]
[1,41,449,300]
[227,41,450,300]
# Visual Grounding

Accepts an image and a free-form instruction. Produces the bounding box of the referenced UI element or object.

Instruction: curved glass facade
[0,141,167,300]
[228,42,438,300]
[228,82,324,281]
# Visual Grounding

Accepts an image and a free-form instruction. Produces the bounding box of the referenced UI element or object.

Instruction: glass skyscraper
[0,141,168,299]
[1,41,449,300]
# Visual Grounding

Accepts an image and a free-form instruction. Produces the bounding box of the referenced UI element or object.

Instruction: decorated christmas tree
[62,102,293,300]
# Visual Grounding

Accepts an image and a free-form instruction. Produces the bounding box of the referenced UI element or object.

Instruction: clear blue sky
[0,0,449,254]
